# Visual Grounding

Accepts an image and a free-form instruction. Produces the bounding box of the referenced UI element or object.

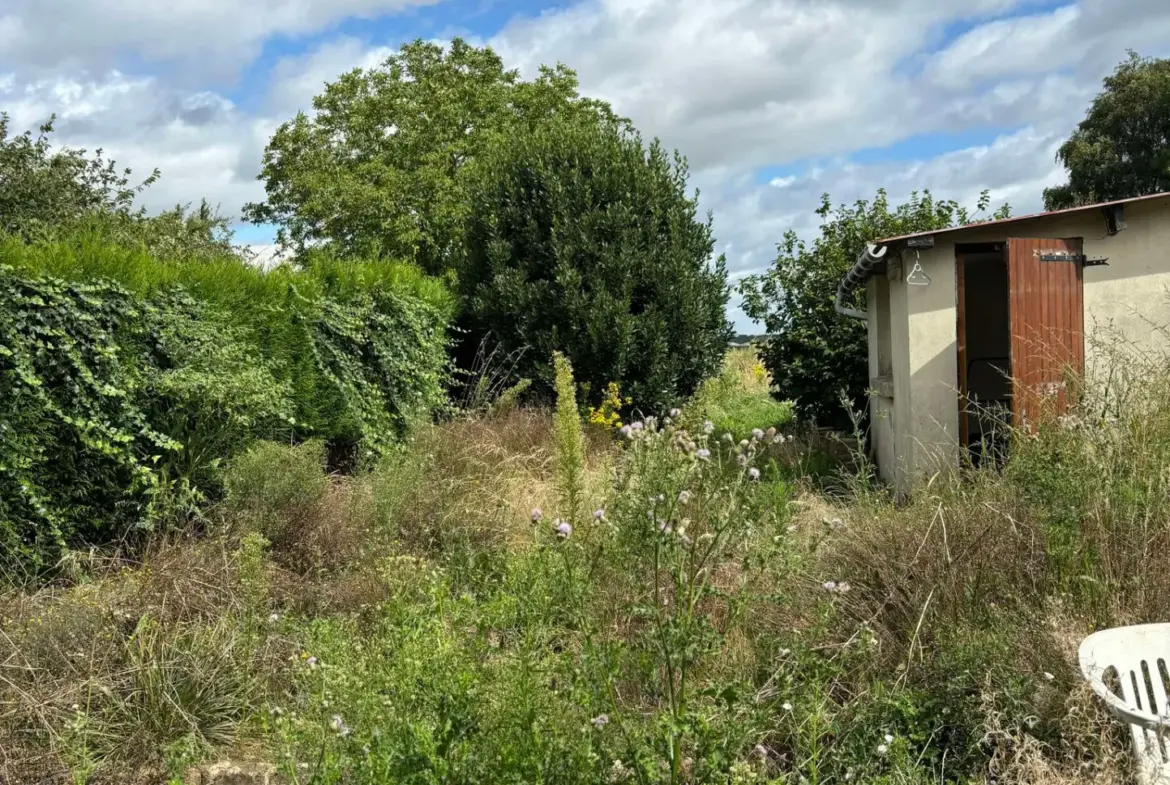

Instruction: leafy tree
[0,113,155,236]
[1044,52,1170,209]
[459,115,732,413]
[0,113,237,260]
[244,38,616,276]
[740,190,1009,430]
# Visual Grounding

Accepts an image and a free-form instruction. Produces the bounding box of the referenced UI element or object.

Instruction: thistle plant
[595,417,775,784]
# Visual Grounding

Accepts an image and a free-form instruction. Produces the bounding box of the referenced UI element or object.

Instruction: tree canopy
[0,114,237,261]
[741,190,1009,430]
[1044,52,1170,209]
[459,114,732,412]
[244,38,617,276]
[0,114,155,236]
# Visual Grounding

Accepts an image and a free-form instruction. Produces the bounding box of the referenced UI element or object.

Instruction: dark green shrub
[459,115,732,413]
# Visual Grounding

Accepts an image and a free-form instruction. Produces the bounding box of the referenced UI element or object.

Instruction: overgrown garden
[1,43,1169,785]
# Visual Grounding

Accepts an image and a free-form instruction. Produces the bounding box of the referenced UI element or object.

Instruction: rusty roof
[875,191,1170,245]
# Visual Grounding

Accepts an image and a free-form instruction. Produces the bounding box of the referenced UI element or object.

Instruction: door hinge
[1038,251,1084,263]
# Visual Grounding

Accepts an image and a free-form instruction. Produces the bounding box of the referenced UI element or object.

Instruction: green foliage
[111,615,259,765]
[460,114,733,413]
[0,233,450,570]
[269,581,603,785]
[590,419,787,785]
[223,440,330,543]
[10,350,1170,783]
[487,378,531,418]
[1045,52,1170,209]
[687,348,795,441]
[0,115,237,261]
[0,267,288,565]
[741,190,1009,429]
[245,38,614,275]
[0,114,155,239]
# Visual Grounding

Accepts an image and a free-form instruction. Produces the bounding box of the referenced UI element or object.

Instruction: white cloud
[489,0,1058,172]
[265,37,397,115]
[0,0,442,82]
[5,71,270,217]
[926,5,1083,89]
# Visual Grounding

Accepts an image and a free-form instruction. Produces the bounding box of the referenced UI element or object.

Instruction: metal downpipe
[835,243,889,321]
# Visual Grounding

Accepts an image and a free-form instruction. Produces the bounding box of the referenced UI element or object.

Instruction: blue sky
[1,0,1168,330]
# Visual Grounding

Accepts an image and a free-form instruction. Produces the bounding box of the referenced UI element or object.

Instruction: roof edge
[876,191,1170,245]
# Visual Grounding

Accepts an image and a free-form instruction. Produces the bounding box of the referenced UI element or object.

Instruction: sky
[2,0,1168,331]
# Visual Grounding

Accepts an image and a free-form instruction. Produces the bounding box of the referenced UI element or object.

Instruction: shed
[837,192,1170,492]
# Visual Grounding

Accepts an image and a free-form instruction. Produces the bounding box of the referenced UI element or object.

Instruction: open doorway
[957,244,1012,462]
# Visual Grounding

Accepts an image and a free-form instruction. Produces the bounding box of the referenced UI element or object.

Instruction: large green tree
[1044,53,1170,209]
[244,38,615,276]
[459,114,732,412]
[740,190,1009,430]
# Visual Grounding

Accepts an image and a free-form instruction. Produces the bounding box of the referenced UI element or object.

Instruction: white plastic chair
[1079,623,1170,784]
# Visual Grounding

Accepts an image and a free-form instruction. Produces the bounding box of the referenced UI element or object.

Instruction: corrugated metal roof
[875,191,1170,245]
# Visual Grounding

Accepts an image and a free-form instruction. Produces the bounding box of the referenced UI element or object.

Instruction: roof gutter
[835,243,889,321]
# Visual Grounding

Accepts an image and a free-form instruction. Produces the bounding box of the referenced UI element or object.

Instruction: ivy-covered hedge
[0,232,451,569]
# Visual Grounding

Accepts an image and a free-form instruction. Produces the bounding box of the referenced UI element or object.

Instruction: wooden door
[1006,237,1084,428]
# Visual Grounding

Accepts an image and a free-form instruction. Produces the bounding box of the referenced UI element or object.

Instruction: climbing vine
[0,260,448,570]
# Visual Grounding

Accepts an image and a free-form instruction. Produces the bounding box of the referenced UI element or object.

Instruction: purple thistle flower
[329,714,351,737]
[593,508,606,521]
[669,408,681,419]
[748,467,761,481]
[696,449,711,461]
[823,581,838,593]
[752,428,765,440]
[678,490,692,504]
[555,520,573,539]
[630,421,644,431]
[619,425,633,438]
[702,420,714,434]
[591,714,610,729]
[531,508,543,523]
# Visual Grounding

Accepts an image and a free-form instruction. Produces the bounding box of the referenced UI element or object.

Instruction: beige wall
[867,261,914,488]
[870,196,1170,493]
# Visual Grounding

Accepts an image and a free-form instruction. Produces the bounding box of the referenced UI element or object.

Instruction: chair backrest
[1079,623,1170,785]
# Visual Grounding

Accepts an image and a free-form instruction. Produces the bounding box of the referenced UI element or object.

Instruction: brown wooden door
[1006,237,1084,428]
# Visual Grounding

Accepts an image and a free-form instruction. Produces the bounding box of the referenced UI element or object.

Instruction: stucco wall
[867,262,913,488]
[874,195,1170,492]
[903,242,961,480]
